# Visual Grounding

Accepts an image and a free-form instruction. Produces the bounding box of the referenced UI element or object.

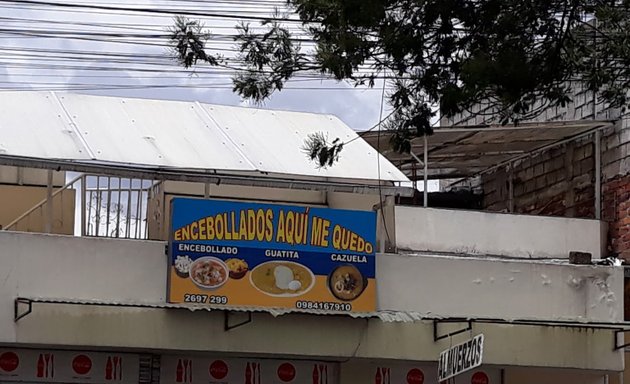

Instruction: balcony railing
[4,174,156,239]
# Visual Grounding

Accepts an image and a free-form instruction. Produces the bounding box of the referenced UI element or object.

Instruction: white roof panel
[200,103,407,181]
[0,92,89,160]
[56,93,254,171]
[0,91,409,183]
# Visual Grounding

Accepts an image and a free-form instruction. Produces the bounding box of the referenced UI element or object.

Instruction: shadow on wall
[397,189,483,210]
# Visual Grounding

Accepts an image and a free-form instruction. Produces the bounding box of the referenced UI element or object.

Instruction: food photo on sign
[167,198,377,312]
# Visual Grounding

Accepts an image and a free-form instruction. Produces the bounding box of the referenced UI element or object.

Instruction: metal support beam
[423,134,428,207]
[204,183,210,199]
[14,298,33,322]
[508,163,514,213]
[16,167,23,185]
[81,174,87,236]
[614,329,630,350]
[411,163,417,191]
[409,151,423,198]
[45,169,53,233]
[224,311,253,331]
[0,156,414,198]
[409,152,424,167]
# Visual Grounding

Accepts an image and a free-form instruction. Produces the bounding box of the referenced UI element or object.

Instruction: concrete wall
[0,185,75,234]
[8,304,623,371]
[147,181,379,240]
[147,181,327,240]
[378,252,622,321]
[0,231,620,323]
[0,166,72,234]
[394,206,607,259]
[0,231,623,373]
[0,166,65,187]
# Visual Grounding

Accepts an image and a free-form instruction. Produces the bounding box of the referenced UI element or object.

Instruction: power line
[0,27,317,43]
[1,0,304,22]
[0,83,395,91]
[0,15,312,33]
[0,1,392,94]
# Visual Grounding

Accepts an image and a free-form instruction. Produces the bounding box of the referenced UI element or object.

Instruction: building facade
[0,92,625,384]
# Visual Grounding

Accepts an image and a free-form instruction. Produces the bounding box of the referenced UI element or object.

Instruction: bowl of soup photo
[189,257,229,290]
[327,265,368,301]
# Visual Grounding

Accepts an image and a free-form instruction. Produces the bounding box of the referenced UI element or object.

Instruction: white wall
[0,231,623,371]
[0,232,620,323]
[149,182,379,240]
[395,206,607,259]
[7,303,624,372]
[377,253,622,322]
[0,166,65,186]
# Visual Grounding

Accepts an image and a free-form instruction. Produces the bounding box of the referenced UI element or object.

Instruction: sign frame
[166,197,377,312]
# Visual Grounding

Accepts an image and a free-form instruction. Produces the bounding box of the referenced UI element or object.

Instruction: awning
[15,297,630,331]
[361,120,614,180]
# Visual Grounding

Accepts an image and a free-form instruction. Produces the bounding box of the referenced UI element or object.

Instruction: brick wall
[603,174,630,259]
[443,84,630,257]
[482,139,597,217]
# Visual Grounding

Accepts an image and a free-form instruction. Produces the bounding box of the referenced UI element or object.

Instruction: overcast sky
[0,0,391,131]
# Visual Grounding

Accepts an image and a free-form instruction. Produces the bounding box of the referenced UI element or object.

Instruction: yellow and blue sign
[167,198,376,312]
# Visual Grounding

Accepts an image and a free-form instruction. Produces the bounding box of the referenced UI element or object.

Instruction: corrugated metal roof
[18,296,385,320]
[200,103,405,181]
[0,92,90,160]
[14,297,443,323]
[0,91,408,183]
[361,120,613,179]
[57,94,254,171]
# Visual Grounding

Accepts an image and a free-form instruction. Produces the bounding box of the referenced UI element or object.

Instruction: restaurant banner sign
[167,198,376,312]
[437,334,484,382]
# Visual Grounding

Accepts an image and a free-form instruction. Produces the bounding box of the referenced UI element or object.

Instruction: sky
[0,0,392,131]
[0,0,437,240]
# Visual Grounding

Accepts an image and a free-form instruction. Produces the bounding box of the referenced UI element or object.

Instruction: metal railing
[4,173,157,239]
[82,175,155,238]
